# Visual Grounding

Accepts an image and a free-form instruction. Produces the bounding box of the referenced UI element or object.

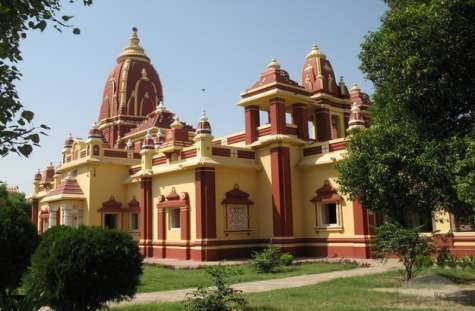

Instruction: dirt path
[111,260,400,307]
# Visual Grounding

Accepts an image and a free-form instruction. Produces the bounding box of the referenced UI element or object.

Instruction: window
[323,203,338,225]
[168,208,180,229]
[104,214,118,229]
[130,213,139,231]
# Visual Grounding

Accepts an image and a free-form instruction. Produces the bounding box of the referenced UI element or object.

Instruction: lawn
[113,268,475,311]
[138,261,357,292]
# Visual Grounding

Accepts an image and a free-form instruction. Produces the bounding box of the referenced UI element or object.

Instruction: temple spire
[117,27,149,62]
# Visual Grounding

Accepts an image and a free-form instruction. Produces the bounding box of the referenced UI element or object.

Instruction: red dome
[98,29,163,122]
[301,45,341,97]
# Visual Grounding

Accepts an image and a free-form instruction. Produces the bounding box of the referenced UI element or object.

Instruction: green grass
[138,261,357,293]
[113,268,473,311]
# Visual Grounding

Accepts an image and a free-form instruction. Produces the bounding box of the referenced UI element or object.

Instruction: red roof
[46,177,84,197]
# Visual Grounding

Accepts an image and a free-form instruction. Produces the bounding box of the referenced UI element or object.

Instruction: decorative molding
[310,180,341,203]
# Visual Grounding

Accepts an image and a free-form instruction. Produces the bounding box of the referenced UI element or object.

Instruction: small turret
[348,102,366,130]
[64,133,73,149]
[196,111,212,135]
[141,130,155,150]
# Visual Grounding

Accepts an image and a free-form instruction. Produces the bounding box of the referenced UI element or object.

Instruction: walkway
[112,259,401,307]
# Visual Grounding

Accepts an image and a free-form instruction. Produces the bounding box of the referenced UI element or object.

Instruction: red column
[180,206,191,259]
[343,112,350,130]
[140,176,153,257]
[245,106,260,144]
[270,147,293,237]
[195,167,216,240]
[291,104,308,140]
[270,98,286,135]
[31,198,39,228]
[156,207,166,258]
[315,108,332,141]
[353,199,371,258]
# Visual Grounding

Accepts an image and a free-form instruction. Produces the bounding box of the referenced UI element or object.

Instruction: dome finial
[306,44,326,59]
[117,27,148,62]
[267,58,280,69]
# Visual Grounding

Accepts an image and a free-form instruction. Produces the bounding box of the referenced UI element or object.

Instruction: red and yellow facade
[31,30,475,260]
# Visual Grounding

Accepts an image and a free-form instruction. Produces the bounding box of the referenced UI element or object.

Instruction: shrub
[24,226,143,311]
[250,246,281,273]
[0,205,39,298]
[279,253,294,266]
[436,247,452,267]
[373,222,434,281]
[184,265,247,311]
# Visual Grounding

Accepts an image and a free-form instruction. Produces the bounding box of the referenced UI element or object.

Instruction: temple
[31,29,475,260]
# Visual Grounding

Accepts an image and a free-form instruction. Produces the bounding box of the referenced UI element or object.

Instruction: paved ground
[112,259,400,307]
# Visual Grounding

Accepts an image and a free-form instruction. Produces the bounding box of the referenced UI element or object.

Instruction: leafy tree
[360,0,475,139]
[24,226,143,311]
[0,182,31,216]
[0,205,39,298]
[373,222,433,281]
[338,0,475,218]
[185,265,247,311]
[0,0,93,156]
[338,124,465,222]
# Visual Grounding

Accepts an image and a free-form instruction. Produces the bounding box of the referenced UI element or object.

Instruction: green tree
[373,222,433,281]
[337,124,465,223]
[185,265,247,311]
[338,0,475,218]
[0,0,92,157]
[24,226,143,311]
[0,205,39,298]
[360,0,475,139]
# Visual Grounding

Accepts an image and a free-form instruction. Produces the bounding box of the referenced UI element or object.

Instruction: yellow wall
[214,166,258,240]
[150,169,196,241]
[88,163,129,227]
[301,162,355,237]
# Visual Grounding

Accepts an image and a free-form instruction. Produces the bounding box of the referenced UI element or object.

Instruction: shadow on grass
[436,270,475,285]
[441,290,475,306]
[245,306,278,311]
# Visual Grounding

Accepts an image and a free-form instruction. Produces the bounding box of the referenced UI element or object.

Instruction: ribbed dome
[301,44,340,97]
[98,28,163,122]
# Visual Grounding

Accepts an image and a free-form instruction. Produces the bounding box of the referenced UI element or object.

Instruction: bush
[373,222,433,281]
[279,253,294,266]
[24,226,143,311]
[436,247,452,267]
[0,205,39,298]
[184,265,247,311]
[250,246,282,273]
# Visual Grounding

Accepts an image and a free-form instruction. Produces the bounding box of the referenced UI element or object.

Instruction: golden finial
[170,116,184,129]
[267,58,281,69]
[117,27,149,62]
[351,83,361,91]
[306,44,326,59]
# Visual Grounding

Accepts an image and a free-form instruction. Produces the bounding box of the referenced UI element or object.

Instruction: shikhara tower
[31,29,472,261]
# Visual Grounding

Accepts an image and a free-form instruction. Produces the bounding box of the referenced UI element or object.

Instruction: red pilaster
[140,176,153,257]
[195,167,216,239]
[270,147,293,237]
[31,198,39,228]
[315,108,332,142]
[353,199,371,258]
[291,104,308,140]
[269,98,286,135]
[180,206,191,259]
[156,207,166,258]
[245,106,260,144]
[343,112,350,130]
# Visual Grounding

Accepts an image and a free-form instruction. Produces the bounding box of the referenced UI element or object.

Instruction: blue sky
[1,0,387,193]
